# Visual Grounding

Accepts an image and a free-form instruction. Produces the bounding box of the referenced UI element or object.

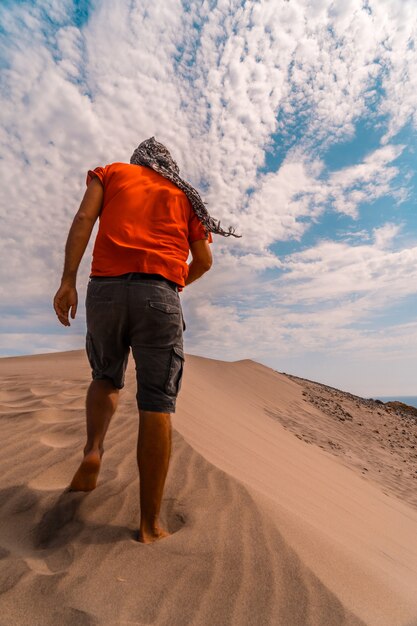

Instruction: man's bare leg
[137,410,172,543]
[70,379,119,491]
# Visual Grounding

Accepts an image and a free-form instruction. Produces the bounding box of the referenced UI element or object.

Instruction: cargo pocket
[149,301,180,314]
[165,345,185,396]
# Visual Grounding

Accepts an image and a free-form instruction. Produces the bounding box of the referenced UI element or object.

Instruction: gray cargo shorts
[85,273,185,413]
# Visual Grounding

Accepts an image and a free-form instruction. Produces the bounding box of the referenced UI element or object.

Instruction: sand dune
[0,350,416,625]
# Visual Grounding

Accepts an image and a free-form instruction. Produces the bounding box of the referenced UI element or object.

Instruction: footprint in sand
[40,433,81,449]
[42,395,85,410]
[0,385,61,412]
[0,389,35,403]
[0,406,39,418]
[29,459,118,492]
[0,398,44,411]
[60,387,87,398]
[24,556,63,576]
[52,607,97,626]
[30,384,71,397]
[24,545,75,576]
[34,408,81,424]
[29,459,75,491]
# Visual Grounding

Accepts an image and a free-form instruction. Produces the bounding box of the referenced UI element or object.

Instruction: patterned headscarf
[130,137,241,238]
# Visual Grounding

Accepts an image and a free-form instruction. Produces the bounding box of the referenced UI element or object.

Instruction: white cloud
[237,159,325,250]
[373,222,401,248]
[281,224,417,302]
[327,144,405,217]
[234,143,405,253]
[182,219,417,372]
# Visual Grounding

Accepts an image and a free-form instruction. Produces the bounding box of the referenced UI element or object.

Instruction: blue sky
[1,0,417,396]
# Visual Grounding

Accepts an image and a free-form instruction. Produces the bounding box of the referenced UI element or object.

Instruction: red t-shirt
[87,162,213,291]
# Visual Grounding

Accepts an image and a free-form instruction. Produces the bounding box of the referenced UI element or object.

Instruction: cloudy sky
[1,0,416,396]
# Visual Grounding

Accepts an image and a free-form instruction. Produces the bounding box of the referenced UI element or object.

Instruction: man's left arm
[53,177,103,327]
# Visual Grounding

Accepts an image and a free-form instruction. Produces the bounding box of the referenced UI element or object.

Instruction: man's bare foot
[69,450,102,491]
[137,526,172,544]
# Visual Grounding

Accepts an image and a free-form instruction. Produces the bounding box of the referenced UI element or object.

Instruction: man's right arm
[53,177,103,326]
[185,239,213,286]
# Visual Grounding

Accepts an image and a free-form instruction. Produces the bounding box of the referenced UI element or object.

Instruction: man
[53,137,240,543]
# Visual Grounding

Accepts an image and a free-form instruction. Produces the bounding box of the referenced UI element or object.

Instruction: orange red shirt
[87,162,212,291]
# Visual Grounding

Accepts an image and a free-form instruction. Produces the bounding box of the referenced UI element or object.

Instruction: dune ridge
[0,350,416,625]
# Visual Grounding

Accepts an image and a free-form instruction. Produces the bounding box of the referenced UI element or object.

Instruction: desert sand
[0,349,416,626]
